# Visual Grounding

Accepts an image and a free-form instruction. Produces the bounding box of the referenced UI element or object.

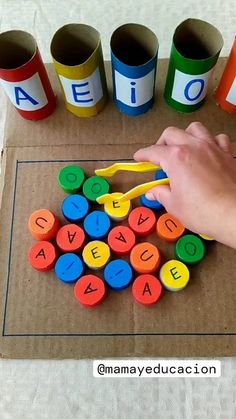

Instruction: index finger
[133,144,171,174]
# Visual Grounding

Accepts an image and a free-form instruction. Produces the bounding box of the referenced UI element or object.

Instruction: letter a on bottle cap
[132,274,162,306]
[74,274,106,307]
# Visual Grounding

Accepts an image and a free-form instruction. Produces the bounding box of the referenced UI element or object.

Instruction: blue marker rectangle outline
[2,158,236,338]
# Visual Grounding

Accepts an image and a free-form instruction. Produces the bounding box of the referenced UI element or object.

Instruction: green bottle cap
[175,234,205,265]
[58,165,85,194]
[83,176,110,202]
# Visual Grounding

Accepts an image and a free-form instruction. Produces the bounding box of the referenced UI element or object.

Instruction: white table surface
[0,1,236,418]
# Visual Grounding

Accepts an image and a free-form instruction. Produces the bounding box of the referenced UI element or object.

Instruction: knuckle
[170,145,188,161]
[162,126,176,137]
[188,121,202,129]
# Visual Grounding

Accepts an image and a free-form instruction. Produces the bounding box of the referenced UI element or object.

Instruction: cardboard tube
[51,24,108,117]
[164,19,223,113]
[215,38,236,114]
[0,30,56,121]
[110,23,158,116]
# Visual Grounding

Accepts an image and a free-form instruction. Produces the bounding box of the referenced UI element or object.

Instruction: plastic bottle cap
[74,275,106,307]
[83,210,111,239]
[156,213,185,242]
[28,241,57,272]
[58,165,85,194]
[130,242,161,274]
[108,225,136,254]
[175,234,205,264]
[104,192,131,220]
[159,260,190,291]
[61,194,89,222]
[56,224,85,253]
[83,176,110,202]
[82,240,110,269]
[28,209,60,241]
[55,253,84,283]
[132,274,162,306]
[104,259,133,290]
[140,194,163,211]
[128,207,156,236]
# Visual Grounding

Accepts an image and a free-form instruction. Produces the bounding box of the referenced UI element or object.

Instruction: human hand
[134,122,236,247]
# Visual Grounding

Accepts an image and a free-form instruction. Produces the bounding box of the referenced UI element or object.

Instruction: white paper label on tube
[59,67,103,107]
[0,72,48,111]
[171,68,213,105]
[114,69,155,107]
[226,76,236,105]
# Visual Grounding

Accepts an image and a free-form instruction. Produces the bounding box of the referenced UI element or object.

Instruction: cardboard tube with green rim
[164,19,223,113]
[50,24,108,117]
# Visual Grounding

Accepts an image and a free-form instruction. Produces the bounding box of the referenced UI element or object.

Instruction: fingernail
[145,192,156,201]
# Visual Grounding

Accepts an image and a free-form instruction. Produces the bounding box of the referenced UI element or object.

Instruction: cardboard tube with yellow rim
[51,24,108,117]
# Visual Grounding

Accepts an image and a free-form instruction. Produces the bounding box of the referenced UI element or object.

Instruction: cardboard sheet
[0,60,236,359]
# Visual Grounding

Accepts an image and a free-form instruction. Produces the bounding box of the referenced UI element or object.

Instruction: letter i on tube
[215,38,236,114]
[51,24,108,117]
[0,30,56,120]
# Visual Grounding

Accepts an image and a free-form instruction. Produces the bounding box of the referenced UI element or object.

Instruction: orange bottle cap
[156,213,185,242]
[28,209,60,241]
[130,242,161,274]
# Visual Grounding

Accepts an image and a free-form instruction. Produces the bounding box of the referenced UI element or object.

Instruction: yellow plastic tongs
[97,178,170,204]
[95,161,169,204]
[95,161,160,177]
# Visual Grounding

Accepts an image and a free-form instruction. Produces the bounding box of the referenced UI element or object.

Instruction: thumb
[145,185,171,210]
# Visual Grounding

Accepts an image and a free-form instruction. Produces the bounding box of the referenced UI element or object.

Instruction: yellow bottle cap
[82,240,110,269]
[199,234,214,241]
[104,192,131,220]
[159,260,190,291]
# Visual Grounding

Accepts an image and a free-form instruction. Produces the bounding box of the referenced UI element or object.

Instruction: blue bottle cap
[83,210,111,239]
[55,253,84,283]
[140,194,163,211]
[104,259,133,290]
[61,194,89,222]
[154,169,168,180]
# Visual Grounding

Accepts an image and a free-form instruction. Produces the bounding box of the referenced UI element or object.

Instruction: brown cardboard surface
[0,59,236,359]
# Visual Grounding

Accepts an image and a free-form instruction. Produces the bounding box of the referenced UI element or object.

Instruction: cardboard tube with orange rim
[50,24,108,117]
[0,30,56,120]
[215,38,236,114]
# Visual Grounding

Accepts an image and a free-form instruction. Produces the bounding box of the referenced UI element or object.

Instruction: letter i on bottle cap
[51,24,108,117]
[0,30,56,120]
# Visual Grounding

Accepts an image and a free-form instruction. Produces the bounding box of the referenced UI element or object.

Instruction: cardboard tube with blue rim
[110,23,158,116]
